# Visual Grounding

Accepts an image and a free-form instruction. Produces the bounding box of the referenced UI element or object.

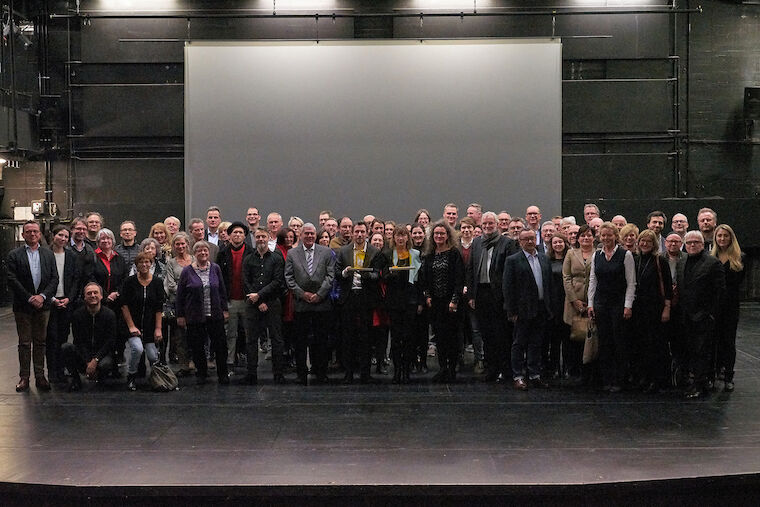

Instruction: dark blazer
[284,243,335,312]
[466,234,517,304]
[93,250,127,296]
[419,248,465,305]
[503,249,553,321]
[243,248,285,304]
[6,244,59,313]
[176,263,229,324]
[216,242,254,299]
[67,241,96,300]
[381,248,422,310]
[334,243,384,307]
[675,249,725,323]
[71,304,117,361]
[50,247,79,302]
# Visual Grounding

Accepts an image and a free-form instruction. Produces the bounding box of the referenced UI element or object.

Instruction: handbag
[148,362,179,392]
[570,311,590,342]
[162,301,176,320]
[582,319,598,364]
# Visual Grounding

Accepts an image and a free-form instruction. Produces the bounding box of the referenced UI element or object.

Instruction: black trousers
[632,302,669,386]
[595,303,628,387]
[475,284,509,377]
[294,310,331,379]
[340,290,372,377]
[511,306,547,380]
[389,305,417,373]
[684,316,715,388]
[716,303,740,383]
[61,342,113,379]
[187,318,228,380]
[46,304,71,380]
[246,300,284,376]
[430,297,460,376]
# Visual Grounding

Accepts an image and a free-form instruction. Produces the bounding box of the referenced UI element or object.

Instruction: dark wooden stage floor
[1,305,759,505]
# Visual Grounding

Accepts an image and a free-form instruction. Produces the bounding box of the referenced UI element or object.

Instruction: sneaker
[465,344,474,354]
[427,344,437,357]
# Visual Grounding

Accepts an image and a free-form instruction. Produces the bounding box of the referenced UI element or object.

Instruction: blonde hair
[711,224,743,272]
[637,229,659,254]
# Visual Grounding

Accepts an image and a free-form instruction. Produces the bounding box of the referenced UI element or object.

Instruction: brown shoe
[15,378,29,392]
[513,378,528,390]
[35,377,51,391]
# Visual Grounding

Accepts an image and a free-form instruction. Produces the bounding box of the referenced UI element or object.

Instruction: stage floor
[0,305,759,493]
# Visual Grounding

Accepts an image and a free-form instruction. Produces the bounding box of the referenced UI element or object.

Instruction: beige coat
[562,248,592,325]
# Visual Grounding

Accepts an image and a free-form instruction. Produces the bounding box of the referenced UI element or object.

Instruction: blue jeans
[127,337,158,375]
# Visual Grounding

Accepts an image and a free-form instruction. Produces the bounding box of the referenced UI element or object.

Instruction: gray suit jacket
[284,243,335,312]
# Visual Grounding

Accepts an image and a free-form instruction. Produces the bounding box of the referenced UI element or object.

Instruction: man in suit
[335,221,384,384]
[188,218,219,261]
[537,220,556,254]
[204,206,222,246]
[467,211,518,382]
[647,210,667,254]
[284,223,335,385]
[7,220,59,392]
[676,230,725,399]
[503,227,553,390]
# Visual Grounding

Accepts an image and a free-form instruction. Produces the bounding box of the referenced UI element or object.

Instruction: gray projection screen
[185,40,562,224]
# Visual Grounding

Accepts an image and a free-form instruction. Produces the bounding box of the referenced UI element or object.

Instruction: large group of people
[6,201,745,399]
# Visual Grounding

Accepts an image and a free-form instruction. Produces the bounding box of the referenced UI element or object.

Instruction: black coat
[6,244,59,313]
[676,250,725,323]
[50,247,80,302]
[216,242,254,299]
[93,251,127,297]
[120,275,166,343]
[466,234,518,305]
[67,242,96,302]
[334,243,385,307]
[503,250,553,321]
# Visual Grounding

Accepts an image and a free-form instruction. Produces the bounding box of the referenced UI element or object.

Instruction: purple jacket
[176,262,228,324]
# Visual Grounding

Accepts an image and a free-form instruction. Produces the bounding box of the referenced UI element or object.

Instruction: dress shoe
[35,377,52,391]
[218,376,230,385]
[484,371,500,382]
[608,385,622,393]
[196,376,208,385]
[473,360,485,375]
[15,378,30,392]
[529,377,549,389]
[724,381,735,392]
[431,370,449,383]
[296,375,308,386]
[684,386,701,399]
[273,374,286,384]
[513,378,528,391]
[176,368,192,378]
[239,374,257,385]
[342,372,354,384]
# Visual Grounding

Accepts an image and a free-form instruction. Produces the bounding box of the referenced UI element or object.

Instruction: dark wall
[3,0,759,296]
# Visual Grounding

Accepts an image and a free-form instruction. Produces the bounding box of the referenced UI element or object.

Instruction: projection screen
[185,39,562,224]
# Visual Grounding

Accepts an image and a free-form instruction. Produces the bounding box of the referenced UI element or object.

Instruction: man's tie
[306,248,314,275]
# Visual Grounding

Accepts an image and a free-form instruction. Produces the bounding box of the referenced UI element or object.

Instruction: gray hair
[192,240,211,253]
[96,228,115,243]
[302,222,317,232]
[140,237,161,253]
[684,230,704,244]
[481,211,498,222]
[560,216,576,226]
[541,220,556,231]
